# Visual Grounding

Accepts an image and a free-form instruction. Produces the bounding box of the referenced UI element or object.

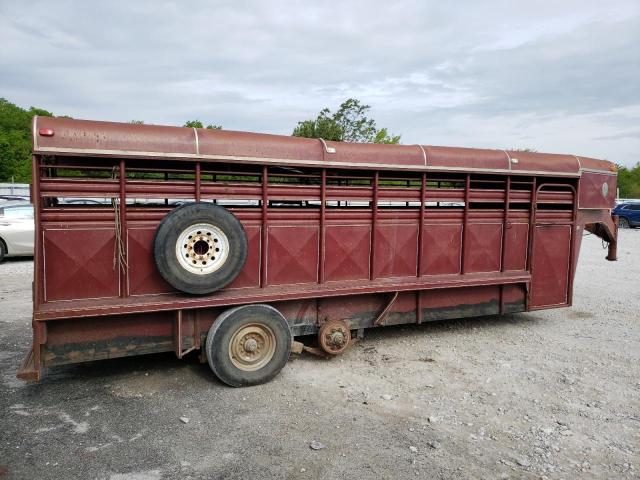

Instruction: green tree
[292,99,400,144]
[0,98,54,183]
[292,108,342,141]
[373,128,402,145]
[616,163,640,198]
[183,120,222,130]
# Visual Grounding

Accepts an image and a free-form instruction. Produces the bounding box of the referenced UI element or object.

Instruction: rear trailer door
[529,224,571,308]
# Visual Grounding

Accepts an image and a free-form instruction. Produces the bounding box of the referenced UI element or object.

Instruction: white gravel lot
[0,230,638,479]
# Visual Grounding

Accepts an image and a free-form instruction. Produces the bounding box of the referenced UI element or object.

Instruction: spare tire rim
[229,323,276,371]
[176,223,229,275]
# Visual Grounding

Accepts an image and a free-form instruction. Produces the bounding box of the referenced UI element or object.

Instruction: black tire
[153,202,248,295]
[206,304,292,387]
[0,239,6,263]
[618,217,630,229]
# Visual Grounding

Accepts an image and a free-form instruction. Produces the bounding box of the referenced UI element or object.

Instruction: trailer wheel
[153,202,248,295]
[0,239,6,263]
[206,304,292,387]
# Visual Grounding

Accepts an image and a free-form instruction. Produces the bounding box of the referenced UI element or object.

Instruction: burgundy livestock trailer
[18,117,618,386]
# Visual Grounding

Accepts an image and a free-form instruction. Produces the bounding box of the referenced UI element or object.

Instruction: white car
[0,202,34,262]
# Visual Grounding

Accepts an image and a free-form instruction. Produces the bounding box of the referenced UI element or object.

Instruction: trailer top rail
[34,117,615,177]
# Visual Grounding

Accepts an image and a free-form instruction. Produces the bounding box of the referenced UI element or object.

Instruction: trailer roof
[33,117,615,177]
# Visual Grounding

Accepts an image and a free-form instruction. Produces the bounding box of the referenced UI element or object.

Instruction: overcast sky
[1,1,639,166]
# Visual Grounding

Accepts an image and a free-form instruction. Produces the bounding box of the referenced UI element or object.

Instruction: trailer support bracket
[374,291,399,326]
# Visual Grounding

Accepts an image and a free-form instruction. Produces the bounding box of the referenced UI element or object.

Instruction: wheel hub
[176,223,229,275]
[318,320,351,355]
[329,331,346,347]
[228,323,277,371]
[243,338,258,352]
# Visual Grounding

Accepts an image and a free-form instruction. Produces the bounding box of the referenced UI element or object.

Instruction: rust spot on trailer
[42,336,174,367]
[318,319,351,355]
[345,299,525,331]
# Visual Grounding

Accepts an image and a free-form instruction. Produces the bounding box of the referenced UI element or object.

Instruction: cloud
[593,130,640,141]
[0,0,638,165]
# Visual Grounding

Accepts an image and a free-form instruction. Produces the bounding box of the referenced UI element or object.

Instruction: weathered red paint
[33,117,590,176]
[17,117,618,381]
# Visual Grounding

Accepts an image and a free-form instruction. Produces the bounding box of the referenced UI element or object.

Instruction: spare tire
[153,202,248,295]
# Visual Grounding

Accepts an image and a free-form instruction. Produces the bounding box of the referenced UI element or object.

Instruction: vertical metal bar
[499,176,511,314]
[175,310,182,357]
[31,155,43,371]
[525,177,537,310]
[260,166,268,288]
[319,169,327,284]
[500,176,511,273]
[36,322,47,346]
[174,310,196,358]
[369,171,379,280]
[406,179,410,207]
[194,311,200,349]
[119,159,128,297]
[416,291,422,324]
[566,180,579,306]
[31,155,43,309]
[606,219,618,261]
[417,173,426,277]
[164,172,169,206]
[460,174,471,274]
[195,162,201,202]
[526,177,537,272]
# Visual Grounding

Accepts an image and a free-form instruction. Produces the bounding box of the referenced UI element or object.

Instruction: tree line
[617,164,640,198]
[1,97,638,198]
[0,99,54,183]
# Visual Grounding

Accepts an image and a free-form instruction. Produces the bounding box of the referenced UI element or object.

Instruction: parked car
[0,195,30,203]
[613,201,640,228]
[0,202,34,262]
[59,198,109,205]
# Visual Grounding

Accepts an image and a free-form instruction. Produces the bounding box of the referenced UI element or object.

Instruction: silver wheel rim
[176,223,229,275]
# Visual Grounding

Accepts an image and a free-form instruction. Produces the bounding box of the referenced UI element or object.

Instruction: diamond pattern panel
[531,225,571,307]
[44,228,119,301]
[267,225,319,285]
[374,224,418,278]
[226,225,261,289]
[128,228,174,296]
[421,224,462,275]
[463,223,502,273]
[324,225,370,281]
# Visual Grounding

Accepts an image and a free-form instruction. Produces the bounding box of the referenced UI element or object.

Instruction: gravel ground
[0,230,638,480]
